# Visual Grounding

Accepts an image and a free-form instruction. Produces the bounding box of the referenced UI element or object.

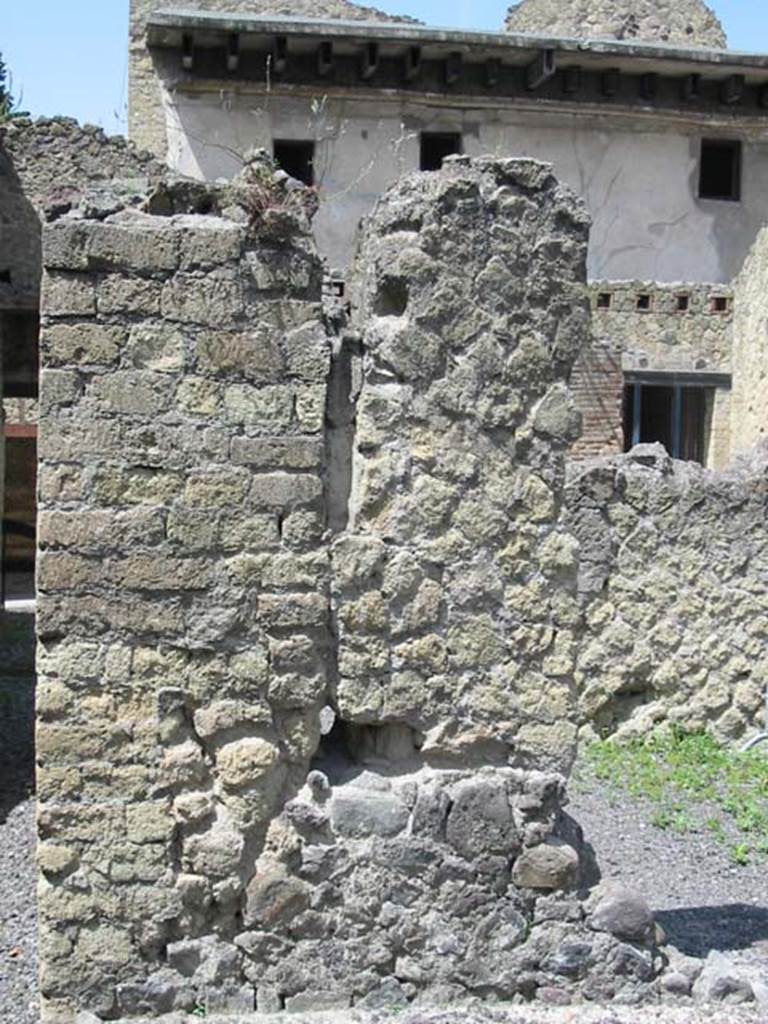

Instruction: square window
[273,140,315,186]
[699,139,741,201]
[711,296,729,313]
[676,294,690,312]
[420,132,462,172]
[636,293,652,311]
[596,292,612,310]
[623,382,711,464]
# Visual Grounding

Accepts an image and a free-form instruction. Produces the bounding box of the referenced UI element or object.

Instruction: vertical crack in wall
[324,330,363,536]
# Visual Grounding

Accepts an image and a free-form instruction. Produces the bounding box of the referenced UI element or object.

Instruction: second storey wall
[157,80,768,282]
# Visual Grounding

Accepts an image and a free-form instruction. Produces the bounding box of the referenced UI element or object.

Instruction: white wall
[161,81,768,282]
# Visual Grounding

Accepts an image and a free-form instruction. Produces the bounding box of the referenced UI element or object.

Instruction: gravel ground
[118,1008,766,1024]
[1,614,766,1024]
[568,763,768,972]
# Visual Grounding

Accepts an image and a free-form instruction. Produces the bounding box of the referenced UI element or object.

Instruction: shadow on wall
[656,905,768,958]
[0,141,42,302]
[0,613,36,823]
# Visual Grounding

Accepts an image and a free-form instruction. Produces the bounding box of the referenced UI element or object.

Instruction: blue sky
[2,2,767,134]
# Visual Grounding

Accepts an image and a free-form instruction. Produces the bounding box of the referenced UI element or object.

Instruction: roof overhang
[145,10,768,118]
[147,10,768,78]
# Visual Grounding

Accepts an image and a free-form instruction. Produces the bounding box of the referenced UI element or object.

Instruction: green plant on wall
[0,52,27,123]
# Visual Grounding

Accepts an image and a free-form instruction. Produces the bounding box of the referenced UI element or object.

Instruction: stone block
[284,990,352,1012]
[39,369,82,412]
[86,221,180,271]
[250,472,323,510]
[178,217,244,267]
[588,883,655,942]
[223,383,294,429]
[43,272,97,316]
[446,779,519,859]
[183,469,250,508]
[231,436,323,470]
[126,324,186,372]
[42,322,125,366]
[195,328,283,380]
[161,271,244,325]
[330,790,409,838]
[244,868,310,928]
[511,838,580,890]
[257,593,327,628]
[87,370,174,415]
[97,273,162,315]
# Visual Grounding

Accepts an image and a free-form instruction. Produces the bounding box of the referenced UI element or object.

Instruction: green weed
[585,728,768,864]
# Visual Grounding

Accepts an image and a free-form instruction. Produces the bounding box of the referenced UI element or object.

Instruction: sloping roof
[504,0,727,49]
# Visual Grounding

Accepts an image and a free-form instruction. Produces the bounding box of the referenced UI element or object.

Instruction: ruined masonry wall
[731,227,768,457]
[36,206,332,1020]
[566,444,768,745]
[335,157,590,774]
[37,159,674,1020]
[0,117,161,308]
[504,0,726,47]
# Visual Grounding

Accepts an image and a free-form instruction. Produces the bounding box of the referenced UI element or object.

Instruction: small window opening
[331,280,345,298]
[596,292,612,310]
[420,132,462,172]
[711,296,729,313]
[273,139,315,186]
[676,294,690,312]
[0,270,11,284]
[699,139,741,201]
[636,293,652,312]
[623,382,710,463]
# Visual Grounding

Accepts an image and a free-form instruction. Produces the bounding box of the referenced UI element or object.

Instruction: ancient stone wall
[36,157,678,1020]
[36,172,332,1020]
[566,444,768,745]
[0,117,161,308]
[730,228,768,458]
[504,0,727,47]
[128,0,418,157]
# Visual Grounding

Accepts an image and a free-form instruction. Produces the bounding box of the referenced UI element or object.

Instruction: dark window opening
[699,139,741,201]
[0,270,11,284]
[273,139,315,186]
[596,292,612,310]
[420,132,462,172]
[1,311,40,399]
[623,383,709,463]
[636,293,651,311]
[676,294,690,312]
[711,295,729,313]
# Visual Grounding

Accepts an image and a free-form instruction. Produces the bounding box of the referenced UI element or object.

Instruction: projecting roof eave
[146,8,768,78]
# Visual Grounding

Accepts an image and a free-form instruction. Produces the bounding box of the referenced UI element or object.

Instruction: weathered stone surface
[35,155,685,1019]
[692,951,755,1005]
[511,838,580,890]
[36,161,331,1021]
[334,156,590,775]
[566,444,768,743]
[330,789,410,838]
[588,883,655,942]
[505,0,727,47]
